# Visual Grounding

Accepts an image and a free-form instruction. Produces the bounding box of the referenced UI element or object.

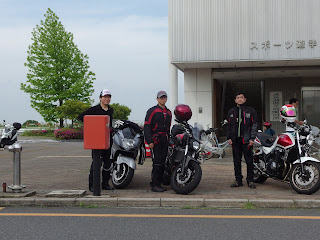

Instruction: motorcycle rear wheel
[111,163,134,189]
[253,174,268,184]
[171,161,202,195]
[289,161,320,195]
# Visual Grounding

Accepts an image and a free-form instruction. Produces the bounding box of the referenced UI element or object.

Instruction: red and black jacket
[226,105,257,144]
[144,105,172,145]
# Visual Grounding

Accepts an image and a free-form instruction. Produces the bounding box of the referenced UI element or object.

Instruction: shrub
[21,129,55,137]
[23,120,39,127]
[54,128,83,140]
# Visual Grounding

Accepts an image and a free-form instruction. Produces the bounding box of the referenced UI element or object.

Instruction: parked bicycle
[195,120,229,161]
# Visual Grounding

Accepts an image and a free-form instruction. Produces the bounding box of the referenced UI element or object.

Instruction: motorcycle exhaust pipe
[253,162,270,177]
[282,162,287,178]
[283,163,292,181]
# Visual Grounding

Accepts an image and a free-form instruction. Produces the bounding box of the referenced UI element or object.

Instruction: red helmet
[263,121,272,127]
[174,104,192,122]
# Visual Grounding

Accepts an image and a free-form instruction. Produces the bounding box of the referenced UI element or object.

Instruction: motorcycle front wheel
[289,161,320,195]
[171,161,202,195]
[111,163,134,189]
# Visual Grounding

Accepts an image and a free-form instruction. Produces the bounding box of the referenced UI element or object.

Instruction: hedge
[21,129,55,137]
[54,128,83,140]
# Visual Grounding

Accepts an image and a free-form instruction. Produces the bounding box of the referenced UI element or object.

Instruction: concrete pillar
[168,1,178,111]
[184,68,213,127]
[169,64,178,110]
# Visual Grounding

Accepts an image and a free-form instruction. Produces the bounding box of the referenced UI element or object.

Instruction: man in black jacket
[78,89,114,191]
[227,92,258,189]
[144,90,172,192]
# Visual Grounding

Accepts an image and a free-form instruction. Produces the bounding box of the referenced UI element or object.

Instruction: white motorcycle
[0,121,21,149]
[111,120,145,189]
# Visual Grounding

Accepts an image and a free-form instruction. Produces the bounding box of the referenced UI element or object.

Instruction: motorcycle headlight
[307,134,314,146]
[122,139,136,150]
[192,141,200,151]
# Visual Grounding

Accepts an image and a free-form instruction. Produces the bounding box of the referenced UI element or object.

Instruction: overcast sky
[0,0,183,125]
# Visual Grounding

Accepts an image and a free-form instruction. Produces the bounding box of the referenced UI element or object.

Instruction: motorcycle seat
[256,132,276,147]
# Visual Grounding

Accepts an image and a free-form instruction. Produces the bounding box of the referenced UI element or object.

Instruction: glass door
[302,88,320,126]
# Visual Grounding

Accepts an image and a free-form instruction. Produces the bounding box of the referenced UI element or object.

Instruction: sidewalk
[0,136,320,208]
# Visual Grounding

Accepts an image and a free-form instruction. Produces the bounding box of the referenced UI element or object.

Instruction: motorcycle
[0,121,22,149]
[163,120,202,195]
[253,121,320,195]
[111,120,145,189]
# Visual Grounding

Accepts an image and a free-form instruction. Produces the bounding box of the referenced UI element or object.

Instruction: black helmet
[174,104,192,122]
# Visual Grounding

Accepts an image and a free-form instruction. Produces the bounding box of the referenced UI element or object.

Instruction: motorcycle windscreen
[122,127,143,149]
[121,127,136,139]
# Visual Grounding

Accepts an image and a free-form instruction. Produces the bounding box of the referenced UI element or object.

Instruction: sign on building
[270,92,282,121]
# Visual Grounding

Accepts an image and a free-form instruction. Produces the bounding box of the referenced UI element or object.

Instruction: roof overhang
[172,59,320,80]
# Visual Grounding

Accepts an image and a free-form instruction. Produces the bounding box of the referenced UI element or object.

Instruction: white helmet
[280,104,296,123]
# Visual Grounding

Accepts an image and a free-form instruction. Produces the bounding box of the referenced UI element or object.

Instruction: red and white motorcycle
[253,121,320,195]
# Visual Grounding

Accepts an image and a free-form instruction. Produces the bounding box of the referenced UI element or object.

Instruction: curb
[1,197,320,208]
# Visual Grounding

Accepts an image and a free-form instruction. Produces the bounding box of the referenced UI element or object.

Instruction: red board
[83,115,110,149]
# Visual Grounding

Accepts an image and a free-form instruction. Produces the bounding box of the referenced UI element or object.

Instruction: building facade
[169,0,320,134]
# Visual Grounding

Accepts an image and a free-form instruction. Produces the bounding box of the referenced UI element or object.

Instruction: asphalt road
[0,207,320,240]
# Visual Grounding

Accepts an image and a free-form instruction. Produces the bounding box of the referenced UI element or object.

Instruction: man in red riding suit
[144,91,172,192]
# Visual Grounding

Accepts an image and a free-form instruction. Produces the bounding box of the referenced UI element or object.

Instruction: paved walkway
[0,136,320,208]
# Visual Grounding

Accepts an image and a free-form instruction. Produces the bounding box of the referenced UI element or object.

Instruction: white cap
[100,89,112,97]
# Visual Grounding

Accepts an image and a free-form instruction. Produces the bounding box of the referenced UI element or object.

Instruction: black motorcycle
[163,120,202,194]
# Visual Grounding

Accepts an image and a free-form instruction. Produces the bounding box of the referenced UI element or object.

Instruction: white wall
[170,0,320,62]
[184,68,212,127]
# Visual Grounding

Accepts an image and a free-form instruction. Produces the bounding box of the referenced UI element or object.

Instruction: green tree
[21,8,95,128]
[57,100,91,128]
[110,103,131,120]
[22,120,39,127]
